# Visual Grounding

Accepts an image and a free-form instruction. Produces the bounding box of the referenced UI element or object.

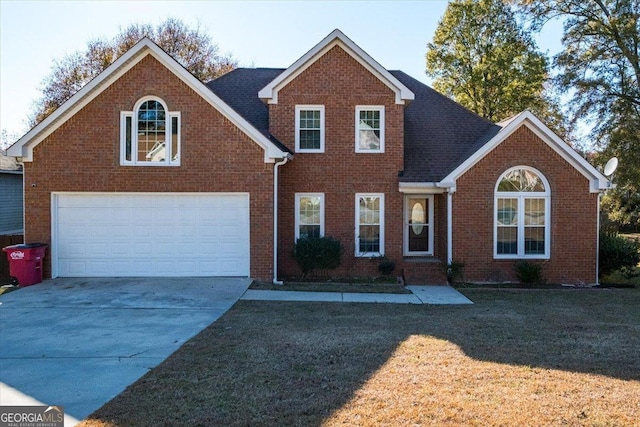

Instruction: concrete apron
[0,277,251,426]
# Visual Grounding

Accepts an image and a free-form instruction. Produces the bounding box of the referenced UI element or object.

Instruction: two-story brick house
[8,29,609,285]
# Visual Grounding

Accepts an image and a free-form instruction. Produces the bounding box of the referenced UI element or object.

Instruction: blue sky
[0,0,563,140]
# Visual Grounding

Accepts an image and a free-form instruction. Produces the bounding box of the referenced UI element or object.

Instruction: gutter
[272,157,289,285]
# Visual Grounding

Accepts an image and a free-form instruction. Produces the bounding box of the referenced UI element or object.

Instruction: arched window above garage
[120,96,180,166]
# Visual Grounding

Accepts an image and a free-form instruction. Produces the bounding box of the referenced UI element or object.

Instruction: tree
[516,0,640,230]
[516,0,639,129]
[426,0,563,130]
[30,18,237,126]
[1,129,20,150]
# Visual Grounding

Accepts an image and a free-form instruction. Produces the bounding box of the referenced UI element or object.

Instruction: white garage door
[53,193,250,277]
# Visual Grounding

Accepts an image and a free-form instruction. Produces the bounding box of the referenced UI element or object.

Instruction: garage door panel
[54,193,250,277]
[57,209,90,224]
[199,197,224,208]
[177,210,198,222]
[105,209,131,223]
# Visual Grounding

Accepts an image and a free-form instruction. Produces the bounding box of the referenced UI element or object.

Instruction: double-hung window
[356,194,384,256]
[495,167,550,258]
[355,106,384,153]
[295,105,324,153]
[121,96,180,166]
[295,194,324,240]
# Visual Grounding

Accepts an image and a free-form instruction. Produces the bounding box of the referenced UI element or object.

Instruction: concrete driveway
[0,277,250,426]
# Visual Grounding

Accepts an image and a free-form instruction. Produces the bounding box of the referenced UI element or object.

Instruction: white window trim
[403,195,434,256]
[295,105,325,153]
[355,105,385,153]
[120,96,181,166]
[294,193,325,241]
[355,193,385,257]
[494,166,551,259]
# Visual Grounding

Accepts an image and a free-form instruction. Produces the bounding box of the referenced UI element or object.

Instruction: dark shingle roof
[389,71,501,182]
[206,68,290,153]
[207,68,502,180]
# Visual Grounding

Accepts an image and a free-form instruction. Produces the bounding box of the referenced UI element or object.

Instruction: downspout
[596,192,601,285]
[447,190,453,265]
[273,157,289,285]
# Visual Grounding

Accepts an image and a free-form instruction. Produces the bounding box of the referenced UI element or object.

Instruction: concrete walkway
[0,277,251,426]
[241,285,473,305]
[407,285,474,304]
[1,279,470,426]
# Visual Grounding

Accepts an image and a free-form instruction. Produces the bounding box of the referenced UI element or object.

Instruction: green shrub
[293,236,342,277]
[377,257,396,276]
[514,261,546,285]
[599,232,640,276]
[445,261,465,284]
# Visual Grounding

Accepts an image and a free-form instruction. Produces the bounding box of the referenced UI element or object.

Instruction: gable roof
[258,29,414,105]
[208,68,505,182]
[206,68,290,153]
[211,68,609,193]
[7,38,290,163]
[389,71,500,183]
[440,110,610,193]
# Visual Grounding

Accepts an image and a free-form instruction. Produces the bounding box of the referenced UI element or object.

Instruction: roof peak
[257,29,414,105]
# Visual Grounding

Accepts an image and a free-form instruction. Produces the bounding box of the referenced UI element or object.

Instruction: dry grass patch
[81,288,640,427]
[325,335,639,426]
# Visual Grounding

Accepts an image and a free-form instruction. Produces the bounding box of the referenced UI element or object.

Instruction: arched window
[120,97,180,166]
[495,166,550,258]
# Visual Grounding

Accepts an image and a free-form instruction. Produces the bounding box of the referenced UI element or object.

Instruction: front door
[404,196,433,256]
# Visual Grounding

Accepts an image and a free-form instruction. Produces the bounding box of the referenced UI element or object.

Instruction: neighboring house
[0,150,24,235]
[7,30,609,284]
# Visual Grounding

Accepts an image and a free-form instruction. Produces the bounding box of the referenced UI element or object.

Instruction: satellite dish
[604,157,618,177]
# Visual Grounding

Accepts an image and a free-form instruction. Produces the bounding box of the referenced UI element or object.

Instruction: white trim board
[258,29,414,105]
[441,111,610,193]
[8,38,289,163]
[50,192,250,278]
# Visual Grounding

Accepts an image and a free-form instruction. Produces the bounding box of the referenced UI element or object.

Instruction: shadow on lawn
[84,288,640,426]
[425,289,640,381]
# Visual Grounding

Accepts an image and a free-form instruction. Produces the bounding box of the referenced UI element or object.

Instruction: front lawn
[81,288,640,426]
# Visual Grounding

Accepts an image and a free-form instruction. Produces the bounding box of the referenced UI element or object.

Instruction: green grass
[80,287,640,427]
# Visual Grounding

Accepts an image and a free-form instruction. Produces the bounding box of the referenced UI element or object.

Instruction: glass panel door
[407,198,430,253]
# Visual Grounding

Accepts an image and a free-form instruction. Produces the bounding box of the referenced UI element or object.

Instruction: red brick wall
[272,45,406,278]
[452,125,598,284]
[24,55,275,280]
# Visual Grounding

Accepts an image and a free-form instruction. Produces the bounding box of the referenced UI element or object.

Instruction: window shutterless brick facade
[271,45,406,279]
[24,56,275,280]
[14,30,606,285]
[452,126,598,284]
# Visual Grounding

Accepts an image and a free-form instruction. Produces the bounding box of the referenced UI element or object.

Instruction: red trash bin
[2,243,48,286]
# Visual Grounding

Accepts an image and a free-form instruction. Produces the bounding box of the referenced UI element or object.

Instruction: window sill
[120,163,181,167]
[493,256,550,260]
[356,254,384,259]
[402,256,441,264]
